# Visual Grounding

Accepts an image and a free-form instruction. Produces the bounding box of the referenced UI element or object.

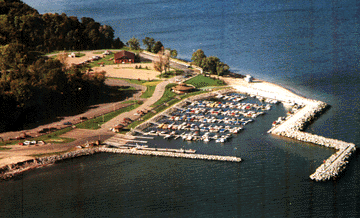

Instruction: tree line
[0,0,113,132]
[0,43,106,132]
[127,36,177,58]
[0,0,124,52]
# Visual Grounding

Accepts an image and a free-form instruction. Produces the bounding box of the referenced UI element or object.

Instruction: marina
[232,84,357,181]
[123,86,357,182]
[2,1,359,217]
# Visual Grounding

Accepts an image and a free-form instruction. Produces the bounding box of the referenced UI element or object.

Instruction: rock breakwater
[269,100,356,181]
[0,146,241,181]
[98,147,241,162]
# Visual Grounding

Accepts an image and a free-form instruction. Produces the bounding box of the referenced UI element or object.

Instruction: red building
[114,50,135,64]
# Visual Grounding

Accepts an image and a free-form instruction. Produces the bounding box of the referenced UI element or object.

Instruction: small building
[245,74,253,83]
[114,50,135,64]
[172,83,196,94]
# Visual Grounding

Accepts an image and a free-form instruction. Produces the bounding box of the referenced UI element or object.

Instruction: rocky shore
[0,149,99,181]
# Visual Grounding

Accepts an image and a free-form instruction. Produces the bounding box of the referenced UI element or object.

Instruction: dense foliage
[0,0,124,52]
[0,43,106,132]
[0,0,115,132]
[191,49,230,76]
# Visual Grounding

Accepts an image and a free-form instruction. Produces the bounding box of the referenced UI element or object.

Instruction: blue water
[2,0,360,217]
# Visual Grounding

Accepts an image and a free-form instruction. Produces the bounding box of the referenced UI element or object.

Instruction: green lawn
[87,53,115,67]
[118,86,136,92]
[157,69,184,78]
[185,74,226,88]
[74,52,85,57]
[75,101,143,130]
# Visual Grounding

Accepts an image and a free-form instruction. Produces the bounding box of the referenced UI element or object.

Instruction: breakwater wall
[268,100,356,181]
[98,147,241,162]
[0,146,241,181]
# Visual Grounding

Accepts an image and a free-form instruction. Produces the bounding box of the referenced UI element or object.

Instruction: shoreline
[0,74,356,182]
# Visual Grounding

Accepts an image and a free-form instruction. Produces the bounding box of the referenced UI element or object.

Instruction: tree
[216,61,230,76]
[128,37,140,50]
[142,37,155,52]
[201,56,220,75]
[152,41,163,54]
[56,51,68,69]
[191,49,206,67]
[153,47,170,77]
[0,43,36,71]
[170,49,178,58]
[112,37,124,49]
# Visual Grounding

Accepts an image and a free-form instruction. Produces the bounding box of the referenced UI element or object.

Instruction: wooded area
[0,0,119,132]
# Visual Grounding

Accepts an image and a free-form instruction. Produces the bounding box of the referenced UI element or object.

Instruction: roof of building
[114,50,135,60]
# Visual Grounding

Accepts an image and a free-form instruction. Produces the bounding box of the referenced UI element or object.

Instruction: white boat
[203,137,210,142]
[185,149,196,154]
[164,134,172,139]
[216,138,225,143]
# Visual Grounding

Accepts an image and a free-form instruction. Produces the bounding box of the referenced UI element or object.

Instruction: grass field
[185,74,226,88]
[157,69,184,78]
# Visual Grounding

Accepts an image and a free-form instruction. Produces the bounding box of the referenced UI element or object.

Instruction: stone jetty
[98,147,241,162]
[268,99,356,181]
[0,146,241,180]
[231,84,356,181]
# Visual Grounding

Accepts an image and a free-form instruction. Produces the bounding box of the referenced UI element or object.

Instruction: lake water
[2,0,360,217]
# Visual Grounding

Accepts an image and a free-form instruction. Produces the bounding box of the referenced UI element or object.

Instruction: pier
[98,147,242,162]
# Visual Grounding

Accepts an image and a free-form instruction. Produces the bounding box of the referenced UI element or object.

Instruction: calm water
[3,0,360,217]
